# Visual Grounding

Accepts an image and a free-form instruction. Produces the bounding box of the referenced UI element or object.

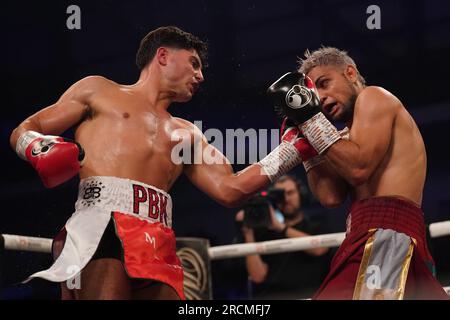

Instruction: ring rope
[2,220,450,260]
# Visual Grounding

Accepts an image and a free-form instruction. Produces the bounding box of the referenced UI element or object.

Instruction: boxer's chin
[174,96,191,103]
[323,111,337,122]
[330,109,344,122]
[176,92,193,103]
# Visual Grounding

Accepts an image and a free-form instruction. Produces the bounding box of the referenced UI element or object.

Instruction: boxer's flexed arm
[266,73,350,206]
[10,76,101,142]
[306,161,350,208]
[322,87,398,186]
[10,76,102,187]
[267,72,398,188]
[303,128,351,207]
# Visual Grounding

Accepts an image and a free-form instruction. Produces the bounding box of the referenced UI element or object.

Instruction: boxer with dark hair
[10,26,311,300]
[267,47,448,299]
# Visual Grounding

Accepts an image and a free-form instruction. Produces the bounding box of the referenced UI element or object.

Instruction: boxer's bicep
[307,161,350,208]
[184,132,237,206]
[185,136,269,207]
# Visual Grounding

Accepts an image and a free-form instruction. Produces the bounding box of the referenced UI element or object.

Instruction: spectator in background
[235,175,332,299]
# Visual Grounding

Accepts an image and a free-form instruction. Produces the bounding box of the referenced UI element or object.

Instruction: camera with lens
[242,188,285,229]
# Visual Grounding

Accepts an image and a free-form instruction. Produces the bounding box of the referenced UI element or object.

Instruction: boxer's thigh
[73,258,132,300]
[132,281,180,300]
[60,282,75,300]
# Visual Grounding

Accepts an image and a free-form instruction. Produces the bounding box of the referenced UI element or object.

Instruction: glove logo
[31,139,57,157]
[285,85,312,110]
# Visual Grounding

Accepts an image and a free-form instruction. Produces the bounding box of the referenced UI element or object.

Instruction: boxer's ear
[156,47,169,66]
[345,65,358,83]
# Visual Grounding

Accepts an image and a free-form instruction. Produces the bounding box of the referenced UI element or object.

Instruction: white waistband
[75,176,173,227]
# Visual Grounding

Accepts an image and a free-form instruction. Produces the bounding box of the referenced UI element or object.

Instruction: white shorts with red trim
[24,176,184,298]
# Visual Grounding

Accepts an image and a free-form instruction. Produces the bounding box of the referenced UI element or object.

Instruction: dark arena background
[1,0,450,300]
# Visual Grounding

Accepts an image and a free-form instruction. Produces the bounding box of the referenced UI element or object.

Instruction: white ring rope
[429,220,450,238]
[209,219,450,260]
[2,220,450,259]
[2,234,52,253]
[1,221,450,296]
[209,232,345,260]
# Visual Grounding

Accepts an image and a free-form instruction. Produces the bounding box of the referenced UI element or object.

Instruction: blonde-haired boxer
[267,47,448,299]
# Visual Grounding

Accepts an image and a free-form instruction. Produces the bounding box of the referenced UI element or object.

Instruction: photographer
[235,175,331,299]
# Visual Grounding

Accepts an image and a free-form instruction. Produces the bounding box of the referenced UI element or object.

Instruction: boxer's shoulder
[355,86,402,114]
[172,117,204,135]
[73,75,114,91]
[172,117,194,127]
[67,75,116,106]
[75,76,134,113]
[357,86,401,104]
[169,117,206,147]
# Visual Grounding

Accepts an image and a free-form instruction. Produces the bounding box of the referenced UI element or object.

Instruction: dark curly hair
[136,26,208,71]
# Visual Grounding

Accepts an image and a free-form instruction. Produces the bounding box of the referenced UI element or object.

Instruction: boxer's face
[307,65,358,122]
[162,48,204,102]
[274,180,301,217]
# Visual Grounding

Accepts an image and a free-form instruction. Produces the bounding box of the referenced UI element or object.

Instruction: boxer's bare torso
[10,46,269,299]
[11,47,206,193]
[300,52,447,300]
[10,34,276,300]
[73,77,188,191]
[307,65,426,206]
[11,73,269,205]
[349,90,426,205]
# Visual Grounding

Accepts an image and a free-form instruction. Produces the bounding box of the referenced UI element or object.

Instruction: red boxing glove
[280,118,318,162]
[16,131,85,188]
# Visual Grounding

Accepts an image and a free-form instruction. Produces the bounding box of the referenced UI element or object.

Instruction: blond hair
[298,47,366,86]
